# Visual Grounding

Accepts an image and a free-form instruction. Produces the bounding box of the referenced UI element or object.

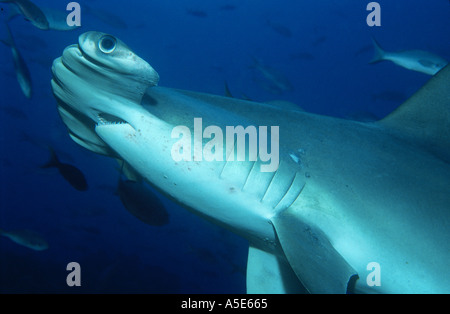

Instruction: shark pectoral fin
[246,245,307,294]
[271,207,358,294]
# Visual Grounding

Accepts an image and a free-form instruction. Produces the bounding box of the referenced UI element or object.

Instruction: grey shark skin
[51,32,450,294]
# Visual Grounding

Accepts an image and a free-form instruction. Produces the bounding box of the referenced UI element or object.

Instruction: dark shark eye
[99,35,117,54]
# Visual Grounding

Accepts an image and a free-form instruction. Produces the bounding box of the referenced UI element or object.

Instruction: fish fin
[369,37,386,64]
[271,206,358,293]
[224,81,233,98]
[41,147,60,168]
[378,63,450,162]
[5,2,21,22]
[246,245,307,293]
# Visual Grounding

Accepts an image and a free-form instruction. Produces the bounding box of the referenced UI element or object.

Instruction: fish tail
[41,147,60,169]
[6,2,22,22]
[369,37,386,64]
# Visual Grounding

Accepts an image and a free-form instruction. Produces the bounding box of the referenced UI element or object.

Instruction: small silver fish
[0,228,49,251]
[0,0,49,30]
[370,37,448,75]
[266,20,292,38]
[251,57,293,94]
[0,22,32,98]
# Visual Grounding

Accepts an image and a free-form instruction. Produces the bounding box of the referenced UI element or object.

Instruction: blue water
[0,0,449,293]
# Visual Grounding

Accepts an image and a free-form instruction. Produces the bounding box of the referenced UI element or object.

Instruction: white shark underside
[51,32,450,293]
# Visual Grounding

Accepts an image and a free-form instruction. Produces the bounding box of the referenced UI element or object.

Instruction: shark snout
[51,32,163,156]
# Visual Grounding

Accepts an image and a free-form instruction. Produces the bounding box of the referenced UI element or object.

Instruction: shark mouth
[96,113,128,127]
[52,79,135,156]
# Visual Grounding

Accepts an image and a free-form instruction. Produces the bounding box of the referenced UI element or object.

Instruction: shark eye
[98,35,117,54]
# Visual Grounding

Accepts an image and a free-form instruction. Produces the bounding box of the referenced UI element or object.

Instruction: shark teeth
[96,120,127,127]
[96,113,128,126]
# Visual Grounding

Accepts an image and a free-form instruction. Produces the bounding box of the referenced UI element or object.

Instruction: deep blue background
[0,0,449,293]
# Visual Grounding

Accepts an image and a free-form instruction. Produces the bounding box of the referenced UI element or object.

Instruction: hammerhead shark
[51,32,450,293]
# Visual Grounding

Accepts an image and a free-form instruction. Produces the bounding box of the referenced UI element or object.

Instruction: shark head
[51,31,159,155]
[51,32,281,239]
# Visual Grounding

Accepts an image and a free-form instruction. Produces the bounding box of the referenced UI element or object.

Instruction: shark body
[51,32,450,293]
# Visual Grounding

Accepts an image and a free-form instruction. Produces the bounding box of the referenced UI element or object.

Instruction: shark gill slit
[260,165,280,204]
[274,172,305,211]
[272,171,298,210]
[241,159,258,191]
[219,139,238,179]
